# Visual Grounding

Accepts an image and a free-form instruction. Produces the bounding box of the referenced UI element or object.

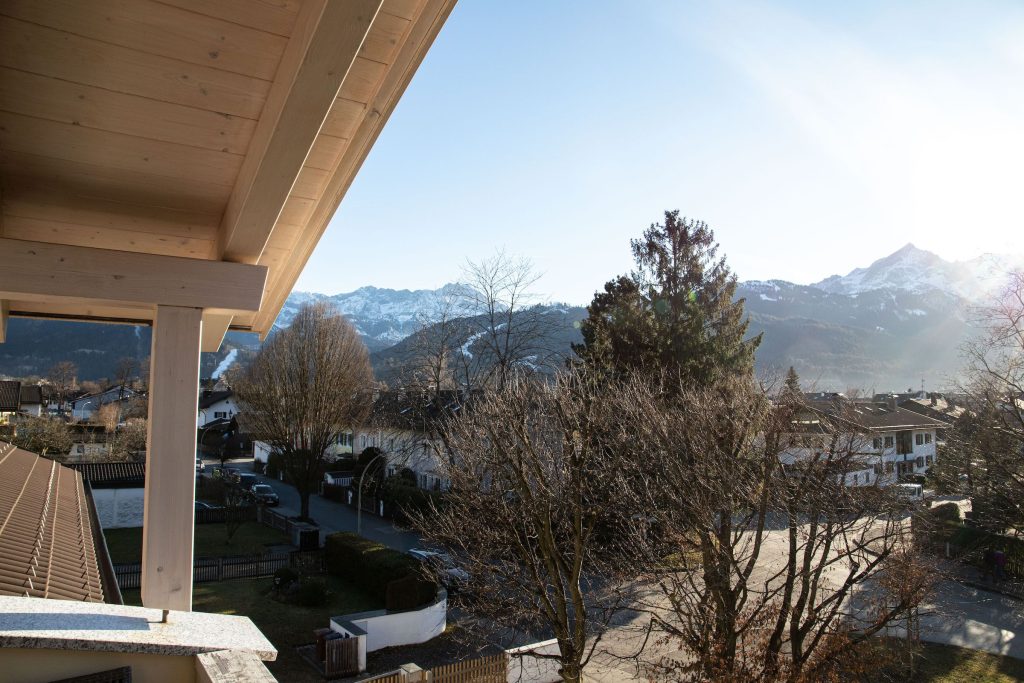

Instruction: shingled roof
[66,461,146,488]
[19,385,43,406]
[805,399,951,431]
[0,381,20,412]
[0,442,105,602]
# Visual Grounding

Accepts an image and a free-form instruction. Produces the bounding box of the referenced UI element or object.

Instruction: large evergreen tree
[574,210,760,385]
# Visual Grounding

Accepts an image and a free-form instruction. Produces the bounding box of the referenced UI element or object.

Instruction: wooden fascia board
[218,0,383,264]
[252,0,458,336]
[0,238,267,314]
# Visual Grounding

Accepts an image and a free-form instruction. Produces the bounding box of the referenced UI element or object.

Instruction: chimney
[930,393,938,407]
[886,395,897,411]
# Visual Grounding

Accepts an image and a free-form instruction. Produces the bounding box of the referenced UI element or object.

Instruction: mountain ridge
[0,245,1018,389]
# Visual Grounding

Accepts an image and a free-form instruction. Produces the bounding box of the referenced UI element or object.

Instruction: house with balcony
[784,395,951,487]
[0,0,455,679]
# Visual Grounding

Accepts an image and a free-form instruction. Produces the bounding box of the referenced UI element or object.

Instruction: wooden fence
[113,549,324,590]
[325,637,361,678]
[430,654,507,683]
[361,655,507,683]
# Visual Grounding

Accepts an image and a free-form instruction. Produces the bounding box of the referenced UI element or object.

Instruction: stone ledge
[0,596,276,660]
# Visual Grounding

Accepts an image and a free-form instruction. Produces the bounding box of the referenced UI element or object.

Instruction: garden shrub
[324,532,436,608]
[384,573,436,611]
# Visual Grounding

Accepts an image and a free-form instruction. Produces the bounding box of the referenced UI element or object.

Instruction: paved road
[919,579,1024,659]
[203,457,421,551]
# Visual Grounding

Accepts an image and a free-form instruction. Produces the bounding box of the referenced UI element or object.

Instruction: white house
[18,385,44,417]
[197,389,237,427]
[784,396,949,488]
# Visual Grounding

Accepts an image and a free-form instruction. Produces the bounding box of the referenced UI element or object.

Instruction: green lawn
[103,522,290,563]
[913,643,1024,682]
[123,576,380,682]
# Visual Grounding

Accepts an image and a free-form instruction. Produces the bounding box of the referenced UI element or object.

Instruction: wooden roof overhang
[0,0,455,350]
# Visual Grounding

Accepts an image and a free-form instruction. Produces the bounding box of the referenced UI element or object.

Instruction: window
[925,455,933,466]
[885,461,894,474]
[915,433,924,446]
[852,473,859,485]
[360,435,366,448]
[214,411,227,419]
[884,436,894,448]
[915,456,925,468]
[925,433,932,444]
[872,438,882,449]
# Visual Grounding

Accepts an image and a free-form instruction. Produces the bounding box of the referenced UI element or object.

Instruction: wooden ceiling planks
[156,0,302,38]
[0,18,271,120]
[1,0,288,81]
[0,67,258,156]
[0,0,455,342]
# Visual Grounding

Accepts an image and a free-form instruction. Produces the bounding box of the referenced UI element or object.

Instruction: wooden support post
[141,305,202,612]
[0,300,8,343]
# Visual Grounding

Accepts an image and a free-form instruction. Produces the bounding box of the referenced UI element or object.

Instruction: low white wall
[506,639,561,683]
[331,592,447,653]
[91,487,145,529]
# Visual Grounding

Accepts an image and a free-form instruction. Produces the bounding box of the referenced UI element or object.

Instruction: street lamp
[356,451,386,535]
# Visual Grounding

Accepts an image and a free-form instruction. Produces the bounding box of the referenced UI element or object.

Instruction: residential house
[895,392,965,442]
[17,385,43,417]
[353,391,467,491]
[0,1,454,679]
[66,424,113,462]
[197,389,238,427]
[784,395,950,487]
[0,380,20,424]
[71,385,137,422]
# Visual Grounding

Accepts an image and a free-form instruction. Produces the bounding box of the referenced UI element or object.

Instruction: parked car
[194,501,220,511]
[409,548,469,589]
[250,484,280,506]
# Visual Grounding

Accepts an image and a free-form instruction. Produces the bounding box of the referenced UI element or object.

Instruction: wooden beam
[218,0,382,264]
[141,305,202,612]
[0,238,267,314]
[0,300,8,343]
[200,313,233,353]
[253,0,457,334]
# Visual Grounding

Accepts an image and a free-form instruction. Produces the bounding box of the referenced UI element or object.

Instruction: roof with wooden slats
[0,0,456,350]
[0,442,104,602]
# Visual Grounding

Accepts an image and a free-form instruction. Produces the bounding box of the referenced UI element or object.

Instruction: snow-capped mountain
[272,283,477,352]
[812,243,1024,301]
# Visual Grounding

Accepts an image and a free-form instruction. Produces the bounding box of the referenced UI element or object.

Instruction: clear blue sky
[295,0,1024,304]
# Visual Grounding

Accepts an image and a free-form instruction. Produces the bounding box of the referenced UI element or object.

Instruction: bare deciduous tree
[46,361,78,415]
[11,416,73,460]
[109,418,147,462]
[620,376,932,682]
[234,302,374,521]
[410,369,645,683]
[113,357,139,398]
[941,271,1024,533]
[457,252,560,391]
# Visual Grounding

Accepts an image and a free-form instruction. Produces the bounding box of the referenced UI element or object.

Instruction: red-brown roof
[0,442,104,602]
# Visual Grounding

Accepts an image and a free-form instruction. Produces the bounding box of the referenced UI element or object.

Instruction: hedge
[324,532,436,610]
[380,478,444,526]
